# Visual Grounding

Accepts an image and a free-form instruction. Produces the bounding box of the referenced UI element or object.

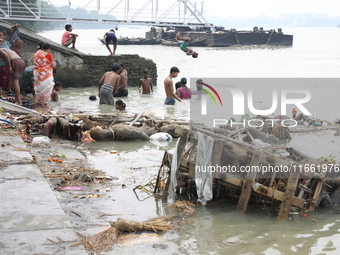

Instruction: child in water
[51,82,62,101]
[139,69,153,94]
[115,99,126,110]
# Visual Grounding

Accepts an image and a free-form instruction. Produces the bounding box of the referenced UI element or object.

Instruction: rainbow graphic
[197,81,223,106]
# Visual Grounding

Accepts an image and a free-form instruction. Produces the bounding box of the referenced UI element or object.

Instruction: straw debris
[74,200,196,254]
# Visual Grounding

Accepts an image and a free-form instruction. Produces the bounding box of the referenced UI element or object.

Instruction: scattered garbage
[150,132,173,141]
[150,132,173,146]
[73,201,195,254]
[57,186,84,191]
[32,136,51,145]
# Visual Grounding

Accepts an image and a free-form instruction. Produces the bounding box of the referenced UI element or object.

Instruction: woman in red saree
[34,43,56,107]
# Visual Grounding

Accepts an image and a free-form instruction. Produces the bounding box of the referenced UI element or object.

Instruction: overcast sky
[204,0,340,18]
[61,0,340,18]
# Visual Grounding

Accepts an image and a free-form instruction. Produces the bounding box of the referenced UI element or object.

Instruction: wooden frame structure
[158,126,328,220]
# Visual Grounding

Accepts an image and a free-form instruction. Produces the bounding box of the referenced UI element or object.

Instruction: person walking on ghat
[176,32,198,58]
[103,29,118,56]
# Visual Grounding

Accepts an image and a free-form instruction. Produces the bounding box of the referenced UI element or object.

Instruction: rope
[266,31,274,45]
[109,127,114,139]
[234,31,240,44]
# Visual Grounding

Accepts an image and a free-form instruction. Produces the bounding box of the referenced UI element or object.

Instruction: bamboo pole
[236,151,263,212]
[277,168,300,220]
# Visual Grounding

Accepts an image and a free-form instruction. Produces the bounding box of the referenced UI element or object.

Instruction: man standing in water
[164,66,182,105]
[98,63,121,105]
[103,29,118,56]
[114,63,128,97]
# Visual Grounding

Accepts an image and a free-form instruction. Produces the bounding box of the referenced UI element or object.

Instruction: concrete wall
[0,21,157,88]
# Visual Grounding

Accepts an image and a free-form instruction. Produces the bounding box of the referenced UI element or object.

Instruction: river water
[38,27,340,254]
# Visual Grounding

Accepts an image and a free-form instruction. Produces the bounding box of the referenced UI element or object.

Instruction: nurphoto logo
[190,78,317,128]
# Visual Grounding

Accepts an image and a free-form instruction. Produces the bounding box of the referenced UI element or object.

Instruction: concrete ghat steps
[0,134,85,254]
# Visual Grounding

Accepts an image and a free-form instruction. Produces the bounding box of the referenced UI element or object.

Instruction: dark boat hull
[146,28,293,47]
[202,32,293,46]
[162,38,207,47]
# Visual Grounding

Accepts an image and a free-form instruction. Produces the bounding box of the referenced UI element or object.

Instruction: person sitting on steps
[61,24,78,51]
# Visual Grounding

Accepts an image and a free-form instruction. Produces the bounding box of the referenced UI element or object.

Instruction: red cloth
[0,65,10,90]
[45,53,54,62]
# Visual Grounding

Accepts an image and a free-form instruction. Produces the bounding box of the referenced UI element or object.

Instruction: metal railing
[0,0,213,28]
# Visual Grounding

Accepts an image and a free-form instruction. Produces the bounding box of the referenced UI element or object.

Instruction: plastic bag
[150,132,172,141]
[32,136,51,145]
[195,132,214,206]
[167,139,179,204]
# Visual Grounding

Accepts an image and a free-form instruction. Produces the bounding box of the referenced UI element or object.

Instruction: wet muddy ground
[22,132,181,254]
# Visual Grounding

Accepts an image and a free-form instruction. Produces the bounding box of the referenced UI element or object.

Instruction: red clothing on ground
[0,65,10,90]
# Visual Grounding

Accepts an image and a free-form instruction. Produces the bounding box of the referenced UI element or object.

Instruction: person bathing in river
[164,66,182,105]
[103,29,118,56]
[51,82,62,102]
[98,63,121,105]
[176,77,191,99]
[176,32,198,58]
[115,99,126,110]
[139,69,153,94]
[114,63,128,97]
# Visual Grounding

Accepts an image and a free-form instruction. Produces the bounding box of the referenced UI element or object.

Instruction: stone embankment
[0,21,157,87]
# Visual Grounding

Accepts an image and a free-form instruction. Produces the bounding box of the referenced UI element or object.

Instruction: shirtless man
[0,40,25,105]
[103,29,118,56]
[114,63,128,97]
[176,32,199,58]
[139,69,153,94]
[98,63,121,105]
[164,66,182,105]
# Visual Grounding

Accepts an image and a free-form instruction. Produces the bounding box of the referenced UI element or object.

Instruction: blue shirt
[0,41,12,66]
